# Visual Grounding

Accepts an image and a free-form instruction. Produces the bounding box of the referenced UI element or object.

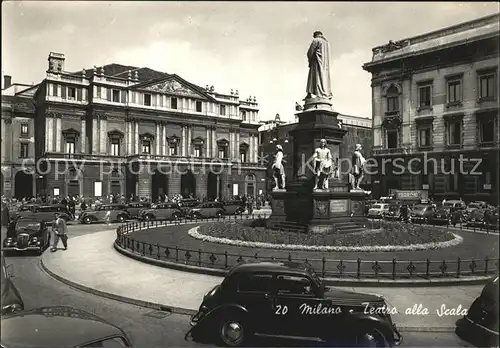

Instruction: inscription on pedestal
[330,199,348,213]
[273,199,285,214]
[350,200,363,216]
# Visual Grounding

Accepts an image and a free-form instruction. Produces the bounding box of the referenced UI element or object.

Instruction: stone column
[206,128,211,158]
[92,119,98,153]
[80,117,86,153]
[156,122,160,155]
[134,122,139,154]
[99,118,107,154]
[162,124,167,155]
[181,126,186,156]
[249,135,253,162]
[236,132,240,161]
[1,118,5,159]
[187,126,192,156]
[212,128,217,158]
[55,117,62,152]
[46,117,54,153]
[254,134,258,163]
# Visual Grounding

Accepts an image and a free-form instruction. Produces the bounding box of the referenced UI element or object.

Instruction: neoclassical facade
[3,52,266,199]
[363,14,499,203]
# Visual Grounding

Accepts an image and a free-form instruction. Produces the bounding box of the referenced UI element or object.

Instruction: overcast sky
[2,2,498,122]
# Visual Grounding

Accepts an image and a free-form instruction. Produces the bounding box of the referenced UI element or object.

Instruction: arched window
[386,85,400,115]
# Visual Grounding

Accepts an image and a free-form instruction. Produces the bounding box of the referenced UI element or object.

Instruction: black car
[1,306,133,347]
[455,276,499,347]
[428,208,452,225]
[383,205,401,221]
[3,218,51,255]
[186,261,402,347]
[222,201,246,215]
[1,253,24,316]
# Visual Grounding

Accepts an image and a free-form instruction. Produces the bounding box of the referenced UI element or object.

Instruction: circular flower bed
[189,221,463,252]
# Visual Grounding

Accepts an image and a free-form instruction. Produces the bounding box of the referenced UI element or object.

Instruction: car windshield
[371,204,381,209]
[443,202,455,207]
[468,203,481,208]
[15,221,41,234]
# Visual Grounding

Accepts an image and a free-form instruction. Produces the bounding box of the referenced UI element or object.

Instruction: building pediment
[108,129,124,138]
[62,128,80,137]
[134,75,213,101]
[139,132,155,141]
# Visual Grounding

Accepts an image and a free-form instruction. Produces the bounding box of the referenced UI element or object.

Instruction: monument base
[268,181,368,234]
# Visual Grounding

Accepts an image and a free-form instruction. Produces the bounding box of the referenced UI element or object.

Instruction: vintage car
[455,276,498,348]
[367,203,390,219]
[188,202,225,219]
[1,253,24,316]
[186,261,402,347]
[383,205,401,221]
[443,200,467,211]
[409,204,434,224]
[139,202,184,221]
[428,208,452,225]
[222,200,246,215]
[79,204,130,224]
[17,204,71,223]
[3,218,51,255]
[1,306,133,347]
[125,201,151,219]
[178,199,201,215]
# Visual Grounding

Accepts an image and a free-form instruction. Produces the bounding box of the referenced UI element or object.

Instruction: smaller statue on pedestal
[272,145,286,190]
[313,139,333,190]
[349,144,366,191]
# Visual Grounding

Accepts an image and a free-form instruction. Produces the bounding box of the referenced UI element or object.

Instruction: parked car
[455,276,498,348]
[188,202,225,219]
[3,218,51,255]
[466,208,487,227]
[178,199,201,215]
[428,208,452,225]
[409,204,434,224]
[383,205,401,221]
[443,200,466,211]
[17,204,71,223]
[187,261,402,347]
[367,203,389,219]
[1,252,24,315]
[79,204,130,224]
[139,202,184,221]
[222,200,246,215]
[1,306,133,347]
[466,201,488,212]
[125,202,151,219]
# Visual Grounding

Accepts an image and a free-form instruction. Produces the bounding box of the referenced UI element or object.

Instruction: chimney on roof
[3,75,12,89]
[48,52,65,73]
[134,71,139,81]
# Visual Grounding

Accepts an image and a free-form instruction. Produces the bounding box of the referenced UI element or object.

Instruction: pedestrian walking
[51,213,68,252]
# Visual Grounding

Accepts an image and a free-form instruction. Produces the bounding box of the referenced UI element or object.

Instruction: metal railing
[114,215,499,280]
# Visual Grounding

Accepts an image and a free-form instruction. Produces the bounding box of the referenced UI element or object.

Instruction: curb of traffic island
[39,258,197,317]
[113,241,493,287]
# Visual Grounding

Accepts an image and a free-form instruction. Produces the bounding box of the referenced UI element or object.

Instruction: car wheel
[216,211,223,218]
[83,216,92,224]
[144,214,153,221]
[172,213,180,220]
[355,327,389,347]
[117,215,126,223]
[218,318,247,347]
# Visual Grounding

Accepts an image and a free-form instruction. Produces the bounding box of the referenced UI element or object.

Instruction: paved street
[1,223,476,346]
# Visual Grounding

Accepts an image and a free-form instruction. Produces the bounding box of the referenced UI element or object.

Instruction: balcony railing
[373,146,415,155]
[42,152,125,162]
[127,154,231,163]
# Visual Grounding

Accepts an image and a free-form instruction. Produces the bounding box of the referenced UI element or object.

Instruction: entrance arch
[181,169,196,198]
[245,174,256,197]
[207,172,221,201]
[65,168,82,197]
[152,170,168,202]
[14,171,34,199]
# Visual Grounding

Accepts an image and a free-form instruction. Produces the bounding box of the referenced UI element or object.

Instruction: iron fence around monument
[114,214,499,280]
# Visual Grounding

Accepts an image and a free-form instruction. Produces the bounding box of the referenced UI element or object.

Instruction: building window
[447,120,462,146]
[111,139,120,156]
[386,130,398,149]
[195,101,202,112]
[66,138,76,153]
[479,117,495,143]
[20,143,29,158]
[448,173,458,192]
[68,87,76,99]
[171,97,178,109]
[96,86,101,98]
[142,140,151,154]
[220,105,226,116]
[112,89,120,103]
[479,73,496,100]
[240,149,247,162]
[447,79,462,104]
[52,84,58,97]
[385,86,399,115]
[418,84,432,108]
[144,94,152,106]
[194,145,202,157]
[218,147,227,158]
[241,111,247,121]
[20,123,29,136]
[418,126,432,147]
[169,143,178,156]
